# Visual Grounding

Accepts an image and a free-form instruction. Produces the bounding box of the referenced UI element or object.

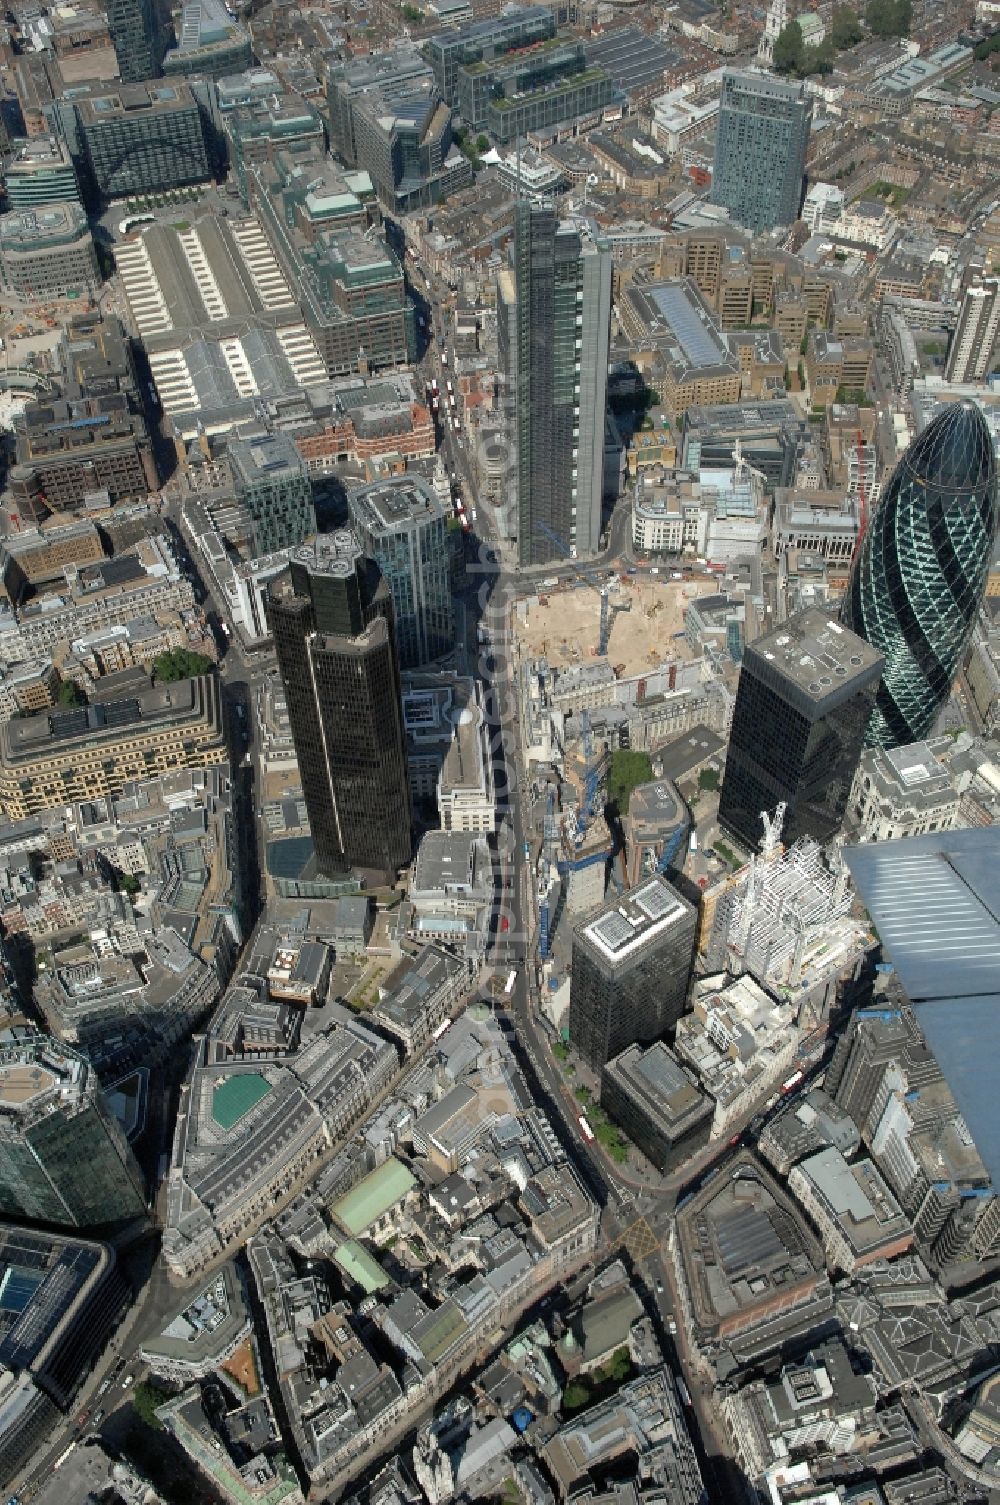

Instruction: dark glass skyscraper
[718,607,883,852]
[711,70,811,233]
[0,1036,146,1229]
[841,401,1000,749]
[268,533,411,883]
[106,0,163,82]
[508,202,611,566]
[568,875,697,1072]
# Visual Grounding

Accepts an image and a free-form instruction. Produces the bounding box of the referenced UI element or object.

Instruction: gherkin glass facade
[841,401,999,749]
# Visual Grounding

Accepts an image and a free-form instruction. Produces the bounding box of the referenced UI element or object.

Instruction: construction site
[513,572,702,676]
[535,706,617,977]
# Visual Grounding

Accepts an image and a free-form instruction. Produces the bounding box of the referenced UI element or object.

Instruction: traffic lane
[479,591,632,1209]
[14,1359,145,1500]
[505,981,615,1210]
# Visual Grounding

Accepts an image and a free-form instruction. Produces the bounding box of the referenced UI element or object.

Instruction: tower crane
[759,801,787,860]
[539,783,557,960]
[732,439,769,502]
[579,707,600,822]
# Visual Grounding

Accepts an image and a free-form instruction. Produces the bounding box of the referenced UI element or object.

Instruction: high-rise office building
[840,401,1000,748]
[0,1036,146,1228]
[455,41,615,144]
[600,1042,713,1173]
[75,82,209,199]
[106,0,163,82]
[350,84,471,214]
[252,197,413,376]
[507,202,611,567]
[718,607,883,852]
[327,49,434,167]
[229,434,316,556]
[163,0,252,81]
[945,281,1000,384]
[347,475,453,668]
[568,875,697,1072]
[710,70,811,233]
[0,204,100,300]
[268,532,411,883]
[426,6,557,106]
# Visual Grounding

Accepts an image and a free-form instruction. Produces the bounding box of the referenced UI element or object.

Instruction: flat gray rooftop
[748,606,883,699]
[584,27,680,93]
[628,779,684,832]
[579,875,691,964]
[349,475,443,534]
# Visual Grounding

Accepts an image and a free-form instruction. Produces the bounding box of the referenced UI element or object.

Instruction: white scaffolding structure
[711,836,865,1001]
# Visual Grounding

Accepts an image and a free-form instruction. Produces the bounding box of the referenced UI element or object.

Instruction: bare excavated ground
[514,576,702,673]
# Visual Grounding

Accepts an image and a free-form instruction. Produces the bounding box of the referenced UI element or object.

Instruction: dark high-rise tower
[268,532,411,883]
[0,1036,146,1229]
[718,607,883,852]
[568,875,697,1072]
[508,202,611,567]
[106,0,163,82]
[841,401,1000,749]
[711,70,811,233]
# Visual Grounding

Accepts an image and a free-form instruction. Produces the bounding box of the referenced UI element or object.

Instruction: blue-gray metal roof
[914,993,1000,1191]
[845,829,1000,1189]
[649,283,728,370]
[844,829,1000,1003]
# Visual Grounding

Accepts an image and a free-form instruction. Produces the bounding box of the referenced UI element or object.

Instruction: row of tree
[773,0,910,80]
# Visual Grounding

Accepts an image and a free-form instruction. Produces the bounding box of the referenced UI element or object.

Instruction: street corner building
[841,400,1000,749]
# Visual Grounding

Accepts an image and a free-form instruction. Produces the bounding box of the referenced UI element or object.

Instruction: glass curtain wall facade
[268,534,411,882]
[514,202,611,566]
[718,608,884,851]
[229,434,316,556]
[0,1039,147,1229]
[568,878,697,1072]
[840,401,1000,748]
[348,476,454,668]
[711,70,812,233]
[106,0,162,82]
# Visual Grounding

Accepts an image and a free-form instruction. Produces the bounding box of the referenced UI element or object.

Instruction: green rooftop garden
[493,67,607,106]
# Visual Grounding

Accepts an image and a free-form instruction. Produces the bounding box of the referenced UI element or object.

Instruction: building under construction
[623,778,689,887]
[536,712,614,961]
[706,809,875,1018]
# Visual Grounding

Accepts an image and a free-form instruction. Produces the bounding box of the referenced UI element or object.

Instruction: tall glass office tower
[711,70,811,233]
[268,533,411,883]
[106,0,163,82]
[568,875,697,1072]
[348,474,453,668]
[0,1037,146,1229]
[229,433,316,556]
[841,401,1000,749]
[510,202,611,567]
[718,607,883,852]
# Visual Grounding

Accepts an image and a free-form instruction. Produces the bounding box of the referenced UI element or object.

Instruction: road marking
[616,1216,660,1263]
